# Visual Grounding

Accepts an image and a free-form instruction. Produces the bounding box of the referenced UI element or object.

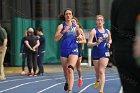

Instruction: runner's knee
[68,65,74,74]
[68,65,74,70]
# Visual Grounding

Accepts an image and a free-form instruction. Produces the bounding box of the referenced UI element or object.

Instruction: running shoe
[78,79,83,87]
[99,89,104,93]
[94,81,100,89]
[64,83,68,91]
[21,71,26,75]
[32,72,37,76]
[26,72,32,76]
[0,77,6,80]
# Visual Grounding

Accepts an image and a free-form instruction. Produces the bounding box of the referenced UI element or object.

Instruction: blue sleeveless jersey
[61,22,78,49]
[60,22,79,57]
[92,28,110,59]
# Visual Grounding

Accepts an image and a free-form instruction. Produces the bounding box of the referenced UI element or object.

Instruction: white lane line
[0,75,82,93]
[37,77,97,93]
[0,77,64,93]
[36,75,119,93]
[36,81,65,93]
[0,73,119,93]
[6,72,118,78]
[7,76,26,78]
[0,74,86,84]
[0,75,64,84]
[6,73,65,79]
[0,73,118,84]
[0,76,47,84]
[1,74,75,84]
[79,78,120,93]
[6,73,64,78]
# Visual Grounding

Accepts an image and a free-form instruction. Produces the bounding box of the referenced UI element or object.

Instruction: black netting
[15,0,32,18]
[75,0,99,18]
[16,0,99,19]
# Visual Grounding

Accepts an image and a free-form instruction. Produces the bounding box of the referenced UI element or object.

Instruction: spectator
[20,30,28,75]
[0,24,8,80]
[111,0,140,92]
[36,27,46,76]
[25,28,40,76]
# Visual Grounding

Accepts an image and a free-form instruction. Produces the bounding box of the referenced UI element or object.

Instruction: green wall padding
[41,20,61,64]
[11,17,35,66]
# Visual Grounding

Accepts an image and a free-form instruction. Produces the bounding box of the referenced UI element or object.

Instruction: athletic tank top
[61,22,78,49]
[93,28,109,50]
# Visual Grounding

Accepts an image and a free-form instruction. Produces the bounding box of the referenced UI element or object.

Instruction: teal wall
[11,18,35,66]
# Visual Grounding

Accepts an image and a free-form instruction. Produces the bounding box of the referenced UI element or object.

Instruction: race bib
[105,52,110,57]
[72,48,78,53]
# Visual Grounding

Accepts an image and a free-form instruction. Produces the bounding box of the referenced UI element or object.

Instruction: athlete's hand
[97,37,103,44]
[77,34,83,43]
[61,26,70,35]
[107,43,111,48]
[77,34,83,41]
[64,26,70,32]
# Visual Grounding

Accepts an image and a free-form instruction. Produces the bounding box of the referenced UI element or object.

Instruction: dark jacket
[111,0,140,43]
[20,37,28,53]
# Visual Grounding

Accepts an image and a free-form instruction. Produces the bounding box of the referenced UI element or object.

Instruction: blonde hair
[96,15,104,20]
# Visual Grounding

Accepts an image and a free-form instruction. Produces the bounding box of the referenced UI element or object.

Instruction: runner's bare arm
[88,29,98,47]
[54,24,63,42]
[107,30,112,48]
[107,30,112,44]
[78,28,86,44]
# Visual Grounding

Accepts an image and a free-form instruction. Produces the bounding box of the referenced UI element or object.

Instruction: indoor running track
[0,68,121,93]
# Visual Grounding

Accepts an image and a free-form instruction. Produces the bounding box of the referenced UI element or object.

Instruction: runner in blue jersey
[88,15,112,93]
[71,17,86,87]
[54,8,81,93]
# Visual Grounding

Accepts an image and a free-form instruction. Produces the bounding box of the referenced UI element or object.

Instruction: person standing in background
[111,0,140,92]
[20,30,28,75]
[0,24,7,80]
[25,28,40,76]
[36,27,45,76]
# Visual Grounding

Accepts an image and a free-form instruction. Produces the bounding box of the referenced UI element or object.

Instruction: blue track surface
[0,68,121,93]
